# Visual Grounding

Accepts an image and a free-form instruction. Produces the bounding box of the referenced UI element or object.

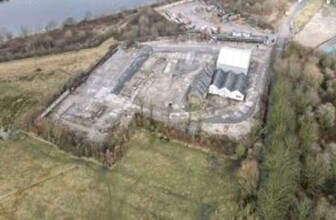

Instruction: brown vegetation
[133,113,241,155]
[0,6,182,62]
[218,0,294,28]
[33,118,130,166]
[27,111,241,166]
[117,7,182,44]
[219,0,290,15]
[0,11,129,62]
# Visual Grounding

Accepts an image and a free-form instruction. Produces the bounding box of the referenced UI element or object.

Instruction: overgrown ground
[294,5,336,48]
[219,0,293,28]
[294,0,324,31]
[0,38,115,127]
[0,6,181,62]
[0,131,240,220]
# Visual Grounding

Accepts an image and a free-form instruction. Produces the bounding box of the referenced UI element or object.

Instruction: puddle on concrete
[0,126,19,141]
[0,127,11,141]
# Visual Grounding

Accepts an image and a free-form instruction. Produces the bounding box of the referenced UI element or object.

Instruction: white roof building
[216,47,252,75]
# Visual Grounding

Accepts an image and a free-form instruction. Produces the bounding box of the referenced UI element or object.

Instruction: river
[0,0,162,36]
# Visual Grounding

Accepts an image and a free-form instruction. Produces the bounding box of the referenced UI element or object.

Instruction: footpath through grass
[0,132,238,220]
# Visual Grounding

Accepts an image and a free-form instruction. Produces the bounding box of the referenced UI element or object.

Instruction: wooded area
[258,43,336,220]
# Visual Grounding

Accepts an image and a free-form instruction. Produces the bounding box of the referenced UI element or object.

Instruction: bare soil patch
[294,5,336,48]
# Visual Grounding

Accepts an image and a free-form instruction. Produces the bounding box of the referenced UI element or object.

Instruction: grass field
[0,132,239,220]
[294,0,324,31]
[0,38,115,127]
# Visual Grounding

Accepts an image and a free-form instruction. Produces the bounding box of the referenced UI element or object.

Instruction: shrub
[298,113,319,148]
[315,103,335,129]
[296,197,313,220]
[303,63,324,89]
[293,85,309,114]
[269,77,296,136]
[20,26,29,37]
[323,67,335,79]
[324,79,336,101]
[259,136,300,220]
[25,35,54,52]
[45,20,57,31]
[64,29,73,39]
[63,17,76,27]
[5,31,13,40]
[305,88,321,107]
[238,159,259,198]
[288,60,302,80]
[303,153,330,193]
[236,144,247,159]
[320,55,336,70]
[117,7,182,43]
[314,197,336,220]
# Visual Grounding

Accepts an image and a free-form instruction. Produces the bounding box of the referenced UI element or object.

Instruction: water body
[0,0,161,36]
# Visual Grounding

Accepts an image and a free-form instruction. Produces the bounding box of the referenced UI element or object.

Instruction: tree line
[258,43,336,220]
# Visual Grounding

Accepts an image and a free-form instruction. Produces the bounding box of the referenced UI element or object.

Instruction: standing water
[0,127,10,140]
[0,0,162,36]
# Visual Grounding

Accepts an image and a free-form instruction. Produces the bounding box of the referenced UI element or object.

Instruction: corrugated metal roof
[217,47,252,70]
[188,66,214,101]
[211,69,248,95]
[233,74,248,94]
[212,69,227,88]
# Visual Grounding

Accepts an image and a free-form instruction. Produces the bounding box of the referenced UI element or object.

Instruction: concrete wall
[209,85,219,95]
[209,85,245,101]
[227,90,245,101]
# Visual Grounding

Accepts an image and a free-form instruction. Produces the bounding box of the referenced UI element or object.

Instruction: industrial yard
[47,40,271,141]
[155,0,260,34]
[41,1,276,142]
[4,0,336,219]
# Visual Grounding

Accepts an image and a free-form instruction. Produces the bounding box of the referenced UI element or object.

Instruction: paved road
[276,0,308,55]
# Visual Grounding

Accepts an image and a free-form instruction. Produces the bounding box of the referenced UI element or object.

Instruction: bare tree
[20,25,29,37]
[63,17,76,28]
[84,11,93,21]
[45,20,57,31]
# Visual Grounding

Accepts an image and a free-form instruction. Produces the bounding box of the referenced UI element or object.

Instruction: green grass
[0,132,238,220]
[0,72,69,127]
[0,37,115,128]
